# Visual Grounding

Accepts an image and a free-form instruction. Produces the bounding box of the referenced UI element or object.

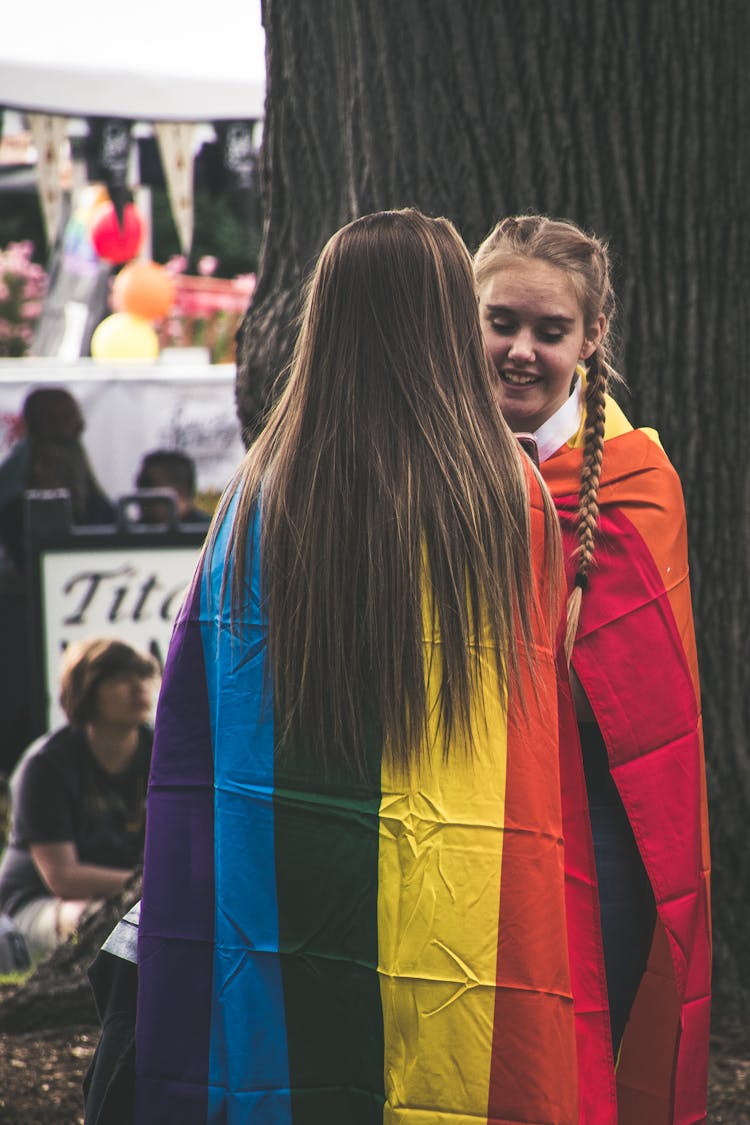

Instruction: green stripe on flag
[274,721,385,1124]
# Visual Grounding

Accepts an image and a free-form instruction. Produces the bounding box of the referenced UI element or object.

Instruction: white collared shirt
[533,375,584,464]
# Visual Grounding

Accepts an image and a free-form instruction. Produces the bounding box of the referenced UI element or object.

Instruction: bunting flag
[214,119,260,227]
[135,478,584,1124]
[154,122,196,256]
[542,404,711,1125]
[215,119,257,191]
[83,118,132,224]
[28,113,69,248]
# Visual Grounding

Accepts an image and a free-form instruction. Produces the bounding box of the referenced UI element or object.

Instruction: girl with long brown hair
[134,209,579,1124]
[475,215,710,1124]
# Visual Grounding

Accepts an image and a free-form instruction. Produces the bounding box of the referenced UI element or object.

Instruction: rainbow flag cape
[135,483,583,1124]
[543,404,711,1125]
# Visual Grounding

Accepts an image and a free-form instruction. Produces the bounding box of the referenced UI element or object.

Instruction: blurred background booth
[0,1,265,360]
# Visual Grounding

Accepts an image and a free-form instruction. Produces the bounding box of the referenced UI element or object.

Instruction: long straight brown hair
[211,209,560,775]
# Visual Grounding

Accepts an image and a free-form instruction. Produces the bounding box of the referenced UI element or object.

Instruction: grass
[0,967,32,987]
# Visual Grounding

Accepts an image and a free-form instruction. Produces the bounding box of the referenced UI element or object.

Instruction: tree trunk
[238,0,749,1014]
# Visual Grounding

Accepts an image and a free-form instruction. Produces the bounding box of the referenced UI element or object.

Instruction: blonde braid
[564,351,607,663]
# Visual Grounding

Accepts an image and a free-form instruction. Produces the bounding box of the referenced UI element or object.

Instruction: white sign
[40,544,200,729]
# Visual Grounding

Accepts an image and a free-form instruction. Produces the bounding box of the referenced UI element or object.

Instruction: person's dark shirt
[0,725,151,915]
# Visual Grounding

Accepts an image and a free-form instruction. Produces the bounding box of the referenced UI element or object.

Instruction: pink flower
[0,240,48,356]
[233,273,257,293]
[3,244,31,272]
[27,263,46,283]
[197,255,218,277]
[165,255,188,276]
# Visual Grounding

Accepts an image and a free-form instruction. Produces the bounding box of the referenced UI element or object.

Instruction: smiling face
[478,258,603,433]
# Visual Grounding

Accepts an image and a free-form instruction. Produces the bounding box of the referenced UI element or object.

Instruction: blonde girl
[476,215,710,1125]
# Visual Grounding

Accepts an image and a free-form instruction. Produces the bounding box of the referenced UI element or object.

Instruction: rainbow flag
[135,484,582,1124]
[543,411,711,1125]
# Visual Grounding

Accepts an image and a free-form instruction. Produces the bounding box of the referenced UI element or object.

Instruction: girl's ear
[580,314,606,360]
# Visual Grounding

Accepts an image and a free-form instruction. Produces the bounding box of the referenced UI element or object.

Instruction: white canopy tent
[0,59,264,123]
[0,1,266,361]
[0,0,265,121]
[1,0,266,263]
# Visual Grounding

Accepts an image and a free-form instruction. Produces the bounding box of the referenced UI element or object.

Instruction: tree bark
[238,0,749,1014]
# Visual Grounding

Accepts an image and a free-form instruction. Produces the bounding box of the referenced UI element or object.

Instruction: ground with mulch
[0,1011,747,1124]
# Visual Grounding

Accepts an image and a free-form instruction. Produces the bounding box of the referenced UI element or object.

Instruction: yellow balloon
[91,312,160,362]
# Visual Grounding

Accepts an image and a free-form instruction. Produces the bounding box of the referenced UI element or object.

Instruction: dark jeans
[579,723,656,1056]
[83,950,136,1125]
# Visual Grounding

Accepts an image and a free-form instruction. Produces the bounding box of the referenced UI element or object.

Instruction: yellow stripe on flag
[378,638,507,1124]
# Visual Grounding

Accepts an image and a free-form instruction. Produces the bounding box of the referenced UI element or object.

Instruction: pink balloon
[91,202,144,264]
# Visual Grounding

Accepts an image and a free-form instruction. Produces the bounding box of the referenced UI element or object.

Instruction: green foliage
[0,968,33,987]
[151,188,261,278]
[0,193,47,263]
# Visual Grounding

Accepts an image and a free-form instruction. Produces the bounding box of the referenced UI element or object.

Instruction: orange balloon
[112,260,176,320]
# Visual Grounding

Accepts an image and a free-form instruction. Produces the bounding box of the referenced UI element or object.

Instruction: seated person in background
[134,449,210,525]
[0,637,158,964]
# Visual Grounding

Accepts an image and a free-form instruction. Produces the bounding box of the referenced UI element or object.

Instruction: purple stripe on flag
[136,570,215,1125]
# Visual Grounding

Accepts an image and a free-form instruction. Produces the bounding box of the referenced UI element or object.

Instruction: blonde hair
[212,208,562,776]
[475,214,620,660]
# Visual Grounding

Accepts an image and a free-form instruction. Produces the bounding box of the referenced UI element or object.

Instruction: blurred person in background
[0,390,115,576]
[0,387,85,512]
[0,637,158,964]
[134,449,210,526]
[0,387,115,775]
[0,438,116,573]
